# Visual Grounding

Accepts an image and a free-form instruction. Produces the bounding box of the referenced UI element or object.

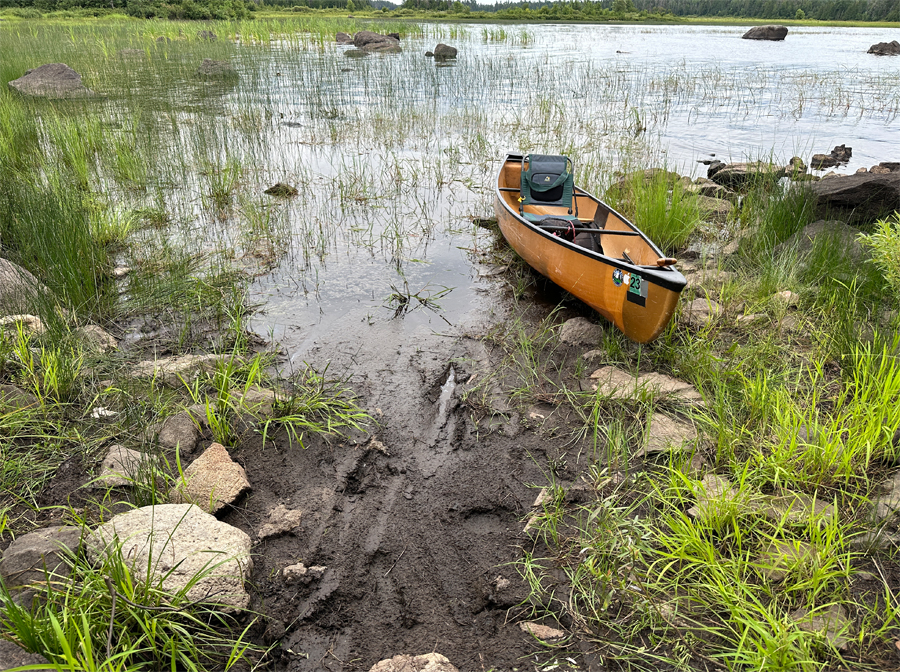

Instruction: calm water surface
[247,22,900,350]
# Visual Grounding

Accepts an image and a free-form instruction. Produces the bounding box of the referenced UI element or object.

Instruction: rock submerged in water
[336,31,353,44]
[433,43,458,59]
[741,25,788,41]
[353,30,401,53]
[264,182,298,197]
[810,144,851,169]
[868,40,900,56]
[196,58,237,79]
[8,63,98,99]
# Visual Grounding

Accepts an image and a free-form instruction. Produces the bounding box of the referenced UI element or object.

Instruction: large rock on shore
[0,258,46,314]
[742,25,788,41]
[8,63,98,99]
[868,40,900,56]
[88,504,252,611]
[807,172,900,224]
[708,161,783,189]
[353,30,401,53]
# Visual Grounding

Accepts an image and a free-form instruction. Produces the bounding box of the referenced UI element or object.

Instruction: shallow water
[245,22,900,348]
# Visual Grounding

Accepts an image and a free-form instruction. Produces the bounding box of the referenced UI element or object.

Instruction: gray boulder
[197,30,217,40]
[8,63,98,99]
[196,59,237,79]
[0,640,54,672]
[868,40,900,56]
[0,384,39,411]
[708,161,783,189]
[0,526,82,607]
[158,411,200,453]
[807,172,900,224]
[336,32,353,44]
[742,25,788,41]
[433,43,458,58]
[88,504,252,611]
[353,30,401,53]
[0,259,46,314]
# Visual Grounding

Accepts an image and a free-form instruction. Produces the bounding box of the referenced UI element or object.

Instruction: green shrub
[858,212,900,300]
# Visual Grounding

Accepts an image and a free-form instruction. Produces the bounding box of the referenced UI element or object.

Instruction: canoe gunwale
[495,154,687,294]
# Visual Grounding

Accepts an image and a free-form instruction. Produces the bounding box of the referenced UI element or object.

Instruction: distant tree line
[631,0,899,21]
[2,0,896,20]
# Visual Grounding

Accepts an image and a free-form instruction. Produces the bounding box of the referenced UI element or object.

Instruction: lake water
[235,22,900,350]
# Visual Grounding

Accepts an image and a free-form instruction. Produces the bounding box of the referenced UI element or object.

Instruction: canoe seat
[519,154,577,218]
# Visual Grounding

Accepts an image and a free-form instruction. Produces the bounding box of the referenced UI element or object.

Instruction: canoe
[493,153,686,343]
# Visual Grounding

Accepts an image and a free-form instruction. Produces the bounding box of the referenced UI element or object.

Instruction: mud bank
[228,302,592,671]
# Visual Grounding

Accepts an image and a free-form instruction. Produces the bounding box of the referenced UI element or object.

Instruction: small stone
[755,540,816,581]
[232,385,279,417]
[258,504,303,540]
[849,528,900,552]
[158,412,200,453]
[369,653,458,672]
[789,604,851,650]
[169,442,250,513]
[95,445,146,487]
[494,575,511,591]
[682,297,722,329]
[0,526,82,607]
[0,314,45,335]
[736,313,766,325]
[774,290,799,307]
[589,366,703,405]
[637,413,699,458]
[687,474,740,520]
[78,324,117,352]
[559,317,603,345]
[873,471,900,521]
[751,490,836,524]
[131,353,232,387]
[519,621,567,641]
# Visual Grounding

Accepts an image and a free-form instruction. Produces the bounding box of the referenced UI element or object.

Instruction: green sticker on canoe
[628,273,648,298]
